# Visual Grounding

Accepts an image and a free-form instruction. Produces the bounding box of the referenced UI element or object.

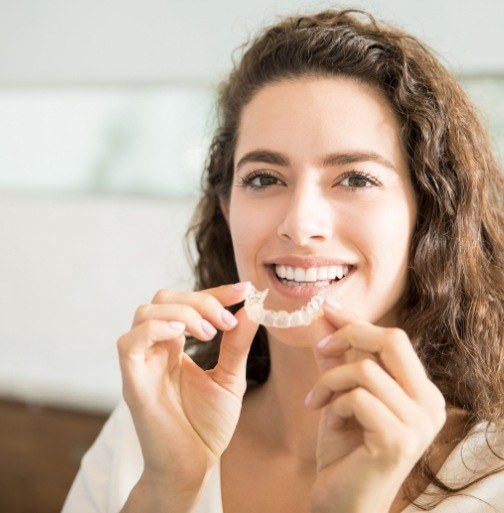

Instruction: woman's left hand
[306,299,447,513]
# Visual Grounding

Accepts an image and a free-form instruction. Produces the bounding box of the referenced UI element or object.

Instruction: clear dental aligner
[244,286,326,328]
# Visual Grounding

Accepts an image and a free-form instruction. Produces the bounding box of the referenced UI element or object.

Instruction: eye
[238,171,283,190]
[338,171,380,190]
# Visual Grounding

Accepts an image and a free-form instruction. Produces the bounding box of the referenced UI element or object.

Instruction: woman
[63,9,504,513]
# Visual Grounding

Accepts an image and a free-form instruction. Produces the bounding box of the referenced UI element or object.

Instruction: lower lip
[266,266,353,302]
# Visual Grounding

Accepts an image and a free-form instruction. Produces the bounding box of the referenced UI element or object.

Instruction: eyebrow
[235,149,398,172]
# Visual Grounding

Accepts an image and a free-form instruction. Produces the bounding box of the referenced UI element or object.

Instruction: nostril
[278,231,291,242]
[277,219,331,246]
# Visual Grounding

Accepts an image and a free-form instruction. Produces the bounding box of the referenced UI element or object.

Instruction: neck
[242,335,322,464]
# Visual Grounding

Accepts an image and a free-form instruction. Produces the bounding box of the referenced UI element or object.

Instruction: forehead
[234,77,407,170]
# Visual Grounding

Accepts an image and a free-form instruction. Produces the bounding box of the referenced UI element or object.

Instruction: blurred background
[0,1,503,511]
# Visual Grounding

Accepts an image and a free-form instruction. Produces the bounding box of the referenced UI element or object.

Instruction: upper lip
[264,255,355,268]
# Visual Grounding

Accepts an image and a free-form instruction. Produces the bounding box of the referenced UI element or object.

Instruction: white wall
[0,0,503,87]
[1,0,503,412]
[0,195,196,411]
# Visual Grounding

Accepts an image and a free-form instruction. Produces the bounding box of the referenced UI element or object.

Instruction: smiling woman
[62,8,504,513]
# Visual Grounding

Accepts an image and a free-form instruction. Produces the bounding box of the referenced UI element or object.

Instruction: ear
[219,196,230,225]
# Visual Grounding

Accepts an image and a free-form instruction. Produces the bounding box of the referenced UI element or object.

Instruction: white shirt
[62,401,504,513]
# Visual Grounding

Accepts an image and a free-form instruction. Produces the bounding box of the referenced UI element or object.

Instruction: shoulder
[414,422,504,512]
[441,421,504,481]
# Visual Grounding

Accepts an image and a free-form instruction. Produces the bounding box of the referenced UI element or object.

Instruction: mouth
[269,263,353,289]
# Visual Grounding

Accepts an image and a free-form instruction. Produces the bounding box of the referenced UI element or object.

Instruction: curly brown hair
[185,8,504,509]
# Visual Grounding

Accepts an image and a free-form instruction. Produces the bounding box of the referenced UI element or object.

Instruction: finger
[319,306,427,400]
[306,359,417,425]
[141,282,251,334]
[326,388,431,462]
[322,296,369,329]
[312,297,369,373]
[212,307,259,397]
[156,335,187,374]
[117,320,186,359]
[151,282,251,308]
[203,282,252,306]
[133,302,238,338]
[120,331,186,411]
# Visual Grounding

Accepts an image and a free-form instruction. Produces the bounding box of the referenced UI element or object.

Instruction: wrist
[121,471,205,513]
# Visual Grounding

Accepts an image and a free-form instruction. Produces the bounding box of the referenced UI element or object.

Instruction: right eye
[239,171,283,190]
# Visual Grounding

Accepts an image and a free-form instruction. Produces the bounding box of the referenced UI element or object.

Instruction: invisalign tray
[244,285,326,327]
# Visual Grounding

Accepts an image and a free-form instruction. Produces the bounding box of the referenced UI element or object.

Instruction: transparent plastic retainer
[244,285,326,328]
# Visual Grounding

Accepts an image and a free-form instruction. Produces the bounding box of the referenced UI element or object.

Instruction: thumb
[212,307,259,396]
[313,297,369,373]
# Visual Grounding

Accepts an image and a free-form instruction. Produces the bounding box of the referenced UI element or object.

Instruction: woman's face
[225,77,417,344]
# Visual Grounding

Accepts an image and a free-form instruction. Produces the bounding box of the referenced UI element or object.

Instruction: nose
[277,184,333,245]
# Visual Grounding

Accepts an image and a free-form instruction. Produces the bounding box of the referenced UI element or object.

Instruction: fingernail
[221,309,238,328]
[316,335,331,349]
[168,321,185,332]
[325,297,342,310]
[232,281,251,292]
[304,389,314,406]
[201,319,217,337]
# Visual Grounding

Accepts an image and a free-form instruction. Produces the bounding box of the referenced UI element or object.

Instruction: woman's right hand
[117,282,258,506]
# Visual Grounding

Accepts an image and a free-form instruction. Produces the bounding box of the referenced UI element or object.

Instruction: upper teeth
[274,265,350,282]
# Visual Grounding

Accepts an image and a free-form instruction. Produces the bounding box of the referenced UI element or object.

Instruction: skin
[118,77,448,513]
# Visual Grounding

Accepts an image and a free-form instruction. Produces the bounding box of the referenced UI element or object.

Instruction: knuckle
[152,288,172,303]
[386,327,409,349]
[116,333,131,356]
[173,304,196,324]
[199,293,218,311]
[134,303,151,323]
[143,319,161,335]
[356,358,377,382]
[116,334,125,352]
[350,387,368,406]
[381,435,402,456]
[384,429,420,462]
[399,435,421,460]
[345,323,361,338]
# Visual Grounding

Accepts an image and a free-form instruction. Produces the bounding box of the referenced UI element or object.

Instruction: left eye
[240,171,283,190]
[249,174,279,188]
[339,173,376,188]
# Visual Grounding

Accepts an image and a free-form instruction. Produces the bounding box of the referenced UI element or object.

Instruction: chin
[265,316,335,348]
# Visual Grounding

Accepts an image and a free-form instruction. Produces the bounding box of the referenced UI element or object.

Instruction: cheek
[228,200,270,277]
[229,218,249,276]
[345,196,415,262]
[229,194,283,244]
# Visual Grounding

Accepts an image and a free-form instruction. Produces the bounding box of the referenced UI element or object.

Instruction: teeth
[294,267,305,282]
[274,264,350,283]
[317,267,328,280]
[305,268,317,282]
